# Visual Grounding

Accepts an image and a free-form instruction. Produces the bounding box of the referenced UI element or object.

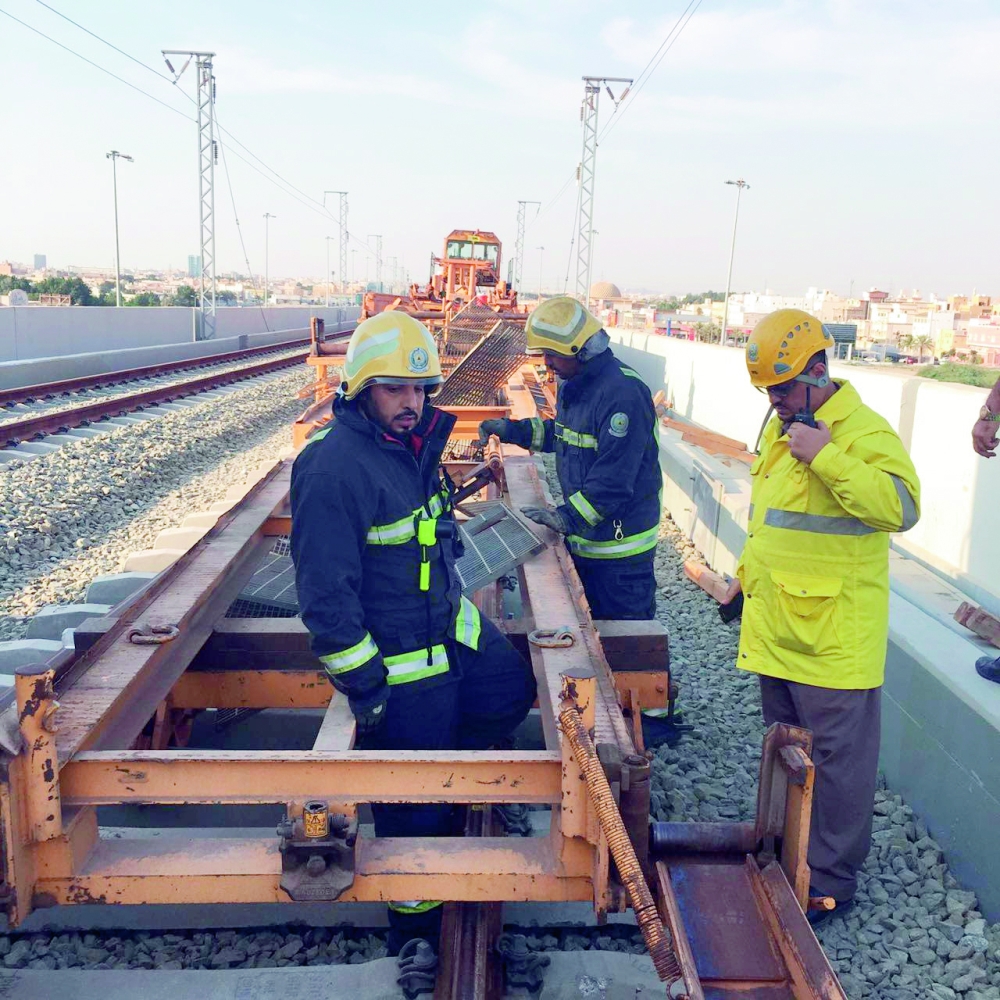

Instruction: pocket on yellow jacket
[769,570,843,656]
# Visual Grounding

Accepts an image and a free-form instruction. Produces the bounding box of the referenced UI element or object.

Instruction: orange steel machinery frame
[0,368,847,998]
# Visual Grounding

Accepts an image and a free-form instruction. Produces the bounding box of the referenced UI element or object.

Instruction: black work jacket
[290,398,467,704]
[507,349,662,561]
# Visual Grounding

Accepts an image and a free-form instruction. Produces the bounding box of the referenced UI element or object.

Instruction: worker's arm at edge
[505,416,556,453]
[808,432,921,533]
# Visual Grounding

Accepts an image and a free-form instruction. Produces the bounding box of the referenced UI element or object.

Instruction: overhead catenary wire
[525,0,702,240]
[11,2,387,266]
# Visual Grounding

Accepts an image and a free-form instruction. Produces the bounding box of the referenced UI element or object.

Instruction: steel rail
[0,335,324,408]
[0,343,340,447]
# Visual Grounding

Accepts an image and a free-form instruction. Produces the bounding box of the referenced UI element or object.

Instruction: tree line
[0,275,237,307]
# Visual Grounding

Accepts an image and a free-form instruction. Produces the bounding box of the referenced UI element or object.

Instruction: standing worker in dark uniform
[479,296,662,620]
[290,312,537,956]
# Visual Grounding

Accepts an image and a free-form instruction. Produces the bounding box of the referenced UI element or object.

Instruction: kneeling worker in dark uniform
[290,312,537,955]
[479,296,663,620]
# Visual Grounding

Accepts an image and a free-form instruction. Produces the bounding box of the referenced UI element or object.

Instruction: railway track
[0,332,352,450]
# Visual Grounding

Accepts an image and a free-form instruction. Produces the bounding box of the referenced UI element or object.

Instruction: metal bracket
[277,806,356,901]
[496,933,550,996]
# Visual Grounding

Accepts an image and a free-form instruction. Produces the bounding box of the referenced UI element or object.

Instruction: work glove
[520,506,571,535]
[478,418,510,444]
[349,686,389,737]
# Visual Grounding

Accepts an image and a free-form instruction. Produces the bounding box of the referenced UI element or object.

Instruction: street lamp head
[725,178,750,189]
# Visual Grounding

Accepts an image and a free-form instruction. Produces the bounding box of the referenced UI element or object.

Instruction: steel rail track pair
[0,331,354,447]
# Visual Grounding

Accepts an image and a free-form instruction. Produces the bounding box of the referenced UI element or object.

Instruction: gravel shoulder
[0,368,310,641]
[652,513,1000,1000]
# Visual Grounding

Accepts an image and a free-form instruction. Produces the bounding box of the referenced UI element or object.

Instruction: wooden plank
[313,696,356,751]
[684,561,731,603]
[955,601,1000,648]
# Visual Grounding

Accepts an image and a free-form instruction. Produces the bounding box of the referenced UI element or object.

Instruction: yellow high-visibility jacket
[736,381,920,690]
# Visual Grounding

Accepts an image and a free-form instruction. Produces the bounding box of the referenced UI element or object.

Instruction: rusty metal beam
[34,835,592,907]
[53,465,293,762]
[168,670,330,709]
[59,749,561,806]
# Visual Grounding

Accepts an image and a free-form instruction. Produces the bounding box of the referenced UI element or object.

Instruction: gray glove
[478,418,510,444]
[520,506,571,535]
[350,687,389,737]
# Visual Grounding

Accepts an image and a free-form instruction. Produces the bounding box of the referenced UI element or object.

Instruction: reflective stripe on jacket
[291,399,482,706]
[506,349,662,561]
[736,380,921,690]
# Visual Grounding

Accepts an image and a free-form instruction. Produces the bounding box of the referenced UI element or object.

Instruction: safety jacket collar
[333,396,456,453]
[561,347,616,401]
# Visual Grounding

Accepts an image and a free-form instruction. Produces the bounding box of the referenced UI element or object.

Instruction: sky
[1,0,998,297]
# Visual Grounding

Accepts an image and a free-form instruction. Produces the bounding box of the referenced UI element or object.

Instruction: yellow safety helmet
[745,308,835,388]
[340,311,442,402]
[526,296,603,357]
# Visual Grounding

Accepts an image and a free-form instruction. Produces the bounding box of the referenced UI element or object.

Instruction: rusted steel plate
[667,861,786,982]
[35,835,592,907]
[504,455,633,754]
[169,670,329,709]
[59,749,562,806]
[53,466,294,761]
[2,352,309,446]
[748,859,847,1000]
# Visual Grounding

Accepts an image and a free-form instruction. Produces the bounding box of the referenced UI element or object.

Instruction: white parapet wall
[609,330,1000,615]
[0,306,359,364]
[611,331,1000,918]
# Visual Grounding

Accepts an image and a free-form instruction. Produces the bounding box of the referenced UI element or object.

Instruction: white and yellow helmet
[340,311,443,402]
[526,296,603,357]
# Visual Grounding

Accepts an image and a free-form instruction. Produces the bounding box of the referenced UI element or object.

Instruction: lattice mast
[513,200,540,292]
[324,191,348,293]
[163,50,218,339]
[574,76,631,306]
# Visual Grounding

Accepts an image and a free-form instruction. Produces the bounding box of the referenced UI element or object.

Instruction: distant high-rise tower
[34,254,46,270]
[187,255,202,278]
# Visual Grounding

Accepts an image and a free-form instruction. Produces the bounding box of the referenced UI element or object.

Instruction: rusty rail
[2,349,310,446]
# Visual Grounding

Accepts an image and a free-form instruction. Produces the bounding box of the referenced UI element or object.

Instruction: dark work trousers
[758,675,881,903]
[572,551,657,620]
[361,615,537,953]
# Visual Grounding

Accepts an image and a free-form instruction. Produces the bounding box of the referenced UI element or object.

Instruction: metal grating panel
[228,537,298,618]
[455,504,545,595]
[435,322,528,407]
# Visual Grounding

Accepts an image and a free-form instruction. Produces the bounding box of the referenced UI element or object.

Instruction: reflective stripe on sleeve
[384,644,450,685]
[453,596,482,650]
[319,632,380,675]
[763,509,878,536]
[555,422,598,449]
[567,526,658,560]
[529,416,546,451]
[367,513,417,545]
[568,491,603,527]
[890,475,919,531]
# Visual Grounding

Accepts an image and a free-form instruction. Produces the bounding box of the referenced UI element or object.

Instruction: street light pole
[720,178,749,345]
[263,213,276,306]
[536,246,545,303]
[325,236,334,308]
[106,150,133,307]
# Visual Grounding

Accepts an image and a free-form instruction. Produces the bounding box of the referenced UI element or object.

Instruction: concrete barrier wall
[610,331,1000,611]
[0,306,359,364]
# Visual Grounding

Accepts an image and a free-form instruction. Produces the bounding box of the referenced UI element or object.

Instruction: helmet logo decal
[747,343,759,362]
[408,347,430,374]
[609,412,630,438]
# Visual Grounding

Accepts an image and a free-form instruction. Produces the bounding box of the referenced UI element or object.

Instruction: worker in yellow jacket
[724,308,920,924]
